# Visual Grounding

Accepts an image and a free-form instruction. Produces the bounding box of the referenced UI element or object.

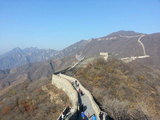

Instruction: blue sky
[0,0,160,54]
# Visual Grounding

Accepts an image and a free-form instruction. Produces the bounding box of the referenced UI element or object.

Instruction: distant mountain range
[0,30,160,71]
[0,54,75,91]
[0,40,87,70]
[0,47,58,70]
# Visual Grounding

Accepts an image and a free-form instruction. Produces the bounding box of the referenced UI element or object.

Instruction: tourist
[87,113,90,119]
[92,114,96,120]
[61,112,64,120]
[99,112,103,120]
[79,88,82,95]
[81,104,84,112]
[81,112,85,120]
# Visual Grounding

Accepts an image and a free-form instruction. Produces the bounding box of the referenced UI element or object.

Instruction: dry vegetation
[73,58,160,120]
[0,78,71,120]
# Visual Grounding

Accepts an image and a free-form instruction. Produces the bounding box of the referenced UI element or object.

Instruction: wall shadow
[83,106,87,112]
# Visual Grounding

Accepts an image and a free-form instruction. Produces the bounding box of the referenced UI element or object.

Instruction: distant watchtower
[100,52,108,61]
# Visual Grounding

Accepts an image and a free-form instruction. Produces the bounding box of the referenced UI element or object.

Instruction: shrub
[2,106,11,114]
[102,98,130,120]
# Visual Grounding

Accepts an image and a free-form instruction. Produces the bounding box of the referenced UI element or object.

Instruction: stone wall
[52,74,78,120]
[59,73,108,120]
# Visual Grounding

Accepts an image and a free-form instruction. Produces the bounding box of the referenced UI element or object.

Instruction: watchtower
[100,52,108,61]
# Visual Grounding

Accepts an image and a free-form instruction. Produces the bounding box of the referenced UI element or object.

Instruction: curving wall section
[59,73,108,120]
[52,74,78,120]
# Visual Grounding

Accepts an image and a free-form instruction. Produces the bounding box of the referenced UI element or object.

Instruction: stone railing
[59,73,108,120]
[52,74,78,120]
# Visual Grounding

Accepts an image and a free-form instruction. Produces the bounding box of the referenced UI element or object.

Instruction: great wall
[120,34,149,62]
[52,73,109,120]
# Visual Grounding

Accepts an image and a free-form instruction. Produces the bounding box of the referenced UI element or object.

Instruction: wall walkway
[59,73,109,120]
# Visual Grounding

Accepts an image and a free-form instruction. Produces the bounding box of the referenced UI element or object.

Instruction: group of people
[80,103,103,120]
[81,112,97,120]
[81,112,103,120]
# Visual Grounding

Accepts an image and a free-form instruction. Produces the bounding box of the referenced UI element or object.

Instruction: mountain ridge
[0,47,58,70]
[1,30,160,70]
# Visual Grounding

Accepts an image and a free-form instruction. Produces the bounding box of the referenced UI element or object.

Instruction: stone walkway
[59,74,97,120]
[72,81,97,120]
[78,92,96,120]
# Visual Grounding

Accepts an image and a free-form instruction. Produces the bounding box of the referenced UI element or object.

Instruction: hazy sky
[0,0,160,54]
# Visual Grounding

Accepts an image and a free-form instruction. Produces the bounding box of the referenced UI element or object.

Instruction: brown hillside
[69,58,160,120]
[0,54,75,120]
[0,78,71,120]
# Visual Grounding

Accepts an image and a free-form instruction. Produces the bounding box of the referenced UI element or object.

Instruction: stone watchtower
[100,52,108,61]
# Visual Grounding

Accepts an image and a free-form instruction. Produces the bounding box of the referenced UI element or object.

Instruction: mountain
[0,47,23,58]
[0,47,39,58]
[73,30,145,57]
[0,53,76,92]
[0,40,87,70]
[0,60,54,91]
[106,30,143,37]
[0,47,58,70]
[54,40,87,58]
[72,30,160,70]
[1,30,160,71]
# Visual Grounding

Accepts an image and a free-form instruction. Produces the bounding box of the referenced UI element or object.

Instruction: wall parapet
[59,73,108,120]
[52,74,78,120]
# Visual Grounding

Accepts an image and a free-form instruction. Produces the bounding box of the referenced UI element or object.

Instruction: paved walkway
[59,75,97,120]
[77,89,96,120]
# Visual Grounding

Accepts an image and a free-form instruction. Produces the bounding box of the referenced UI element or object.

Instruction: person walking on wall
[87,113,90,119]
[81,112,85,120]
[75,80,77,86]
[79,88,82,95]
[99,112,103,120]
[92,114,96,120]
[81,104,84,112]
[61,112,65,120]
